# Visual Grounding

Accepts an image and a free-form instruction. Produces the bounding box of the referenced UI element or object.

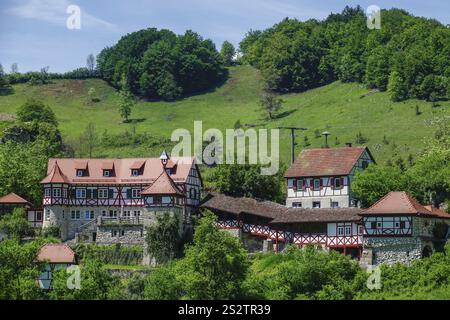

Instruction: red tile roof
[270,208,362,224]
[37,244,76,264]
[41,162,70,184]
[142,170,185,196]
[424,206,450,219]
[0,192,31,205]
[285,146,370,178]
[41,157,195,185]
[361,192,444,218]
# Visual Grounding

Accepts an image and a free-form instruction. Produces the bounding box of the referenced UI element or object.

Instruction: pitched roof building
[285,146,374,209]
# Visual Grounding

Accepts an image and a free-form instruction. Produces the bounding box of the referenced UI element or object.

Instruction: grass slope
[0,65,448,164]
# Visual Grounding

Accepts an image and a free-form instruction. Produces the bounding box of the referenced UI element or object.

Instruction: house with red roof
[36,244,76,290]
[285,145,374,209]
[360,191,450,265]
[40,151,202,243]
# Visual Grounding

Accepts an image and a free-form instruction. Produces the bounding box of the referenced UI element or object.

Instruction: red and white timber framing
[216,219,363,249]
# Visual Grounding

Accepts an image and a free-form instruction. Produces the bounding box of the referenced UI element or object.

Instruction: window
[76,189,86,199]
[334,178,341,189]
[296,179,303,191]
[133,210,141,217]
[331,201,340,208]
[120,230,125,236]
[71,210,81,220]
[358,225,364,235]
[395,221,400,228]
[362,161,369,169]
[85,210,94,220]
[109,210,117,218]
[400,221,406,229]
[103,170,110,177]
[123,210,131,218]
[45,188,51,197]
[36,211,42,221]
[313,179,320,190]
[376,222,382,229]
[52,188,61,198]
[292,202,302,208]
[112,230,118,237]
[45,209,51,221]
[345,226,352,236]
[313,201,321,208]
[131,189,141,199]
[370,222,377,229]
[98,188,108,199]
[131,169,140,177]
[337,226,344,236]
[62,188,67,198]
[76,170,84,177]
[102,210,107,217]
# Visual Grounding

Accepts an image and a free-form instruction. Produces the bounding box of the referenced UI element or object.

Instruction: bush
[73,244,143,265]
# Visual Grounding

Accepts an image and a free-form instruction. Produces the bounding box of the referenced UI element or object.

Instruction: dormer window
[131,169,140,177]
[76,170,84,177]
[103,170,111,177]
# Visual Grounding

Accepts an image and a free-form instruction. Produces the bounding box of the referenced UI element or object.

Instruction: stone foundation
[363,237,423,265]
[96,225,144,246]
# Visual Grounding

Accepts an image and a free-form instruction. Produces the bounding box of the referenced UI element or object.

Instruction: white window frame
[103,170,110,177]
[76,188,86,199]
[45,209,51,221]
[71,210,81,220]
[337,226,344,236]
[345,225,352,236]
[76,170,84,177]
[62,188,67,198]
[45,188,51,197]
[85,210,94,220]
[52,188,61,198]
[98,188,108,199]
[131,189,141,199]
[131,169,140,177]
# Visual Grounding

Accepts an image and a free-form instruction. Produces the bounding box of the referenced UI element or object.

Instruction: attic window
[103,170,111,177]
[362,161,369,169]
[131,169,140,177]
[76,170,85,177]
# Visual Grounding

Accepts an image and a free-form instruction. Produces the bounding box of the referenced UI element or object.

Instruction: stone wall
[363,237,423,265]
[96,225,144,246]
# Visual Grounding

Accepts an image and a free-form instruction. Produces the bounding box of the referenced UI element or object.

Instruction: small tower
[160,150,169,168]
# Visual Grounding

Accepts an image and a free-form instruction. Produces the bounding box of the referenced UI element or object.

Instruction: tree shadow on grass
[0,86,14,96]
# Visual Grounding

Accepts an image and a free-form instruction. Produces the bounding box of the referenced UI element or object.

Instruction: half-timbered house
[360,191,450,265]
[284,145,374,209]
[41,152,202,242]
[37,244,76,290]
[201,193,364,258]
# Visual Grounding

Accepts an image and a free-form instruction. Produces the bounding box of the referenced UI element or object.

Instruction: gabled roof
[0,192,31,205]
[37,244,76,264]
[285,146,371,178]
[41,157,196,185]
[361,192,438,217]
[142,170,185,196]
[270,208,362,224]
[41,162,70,184]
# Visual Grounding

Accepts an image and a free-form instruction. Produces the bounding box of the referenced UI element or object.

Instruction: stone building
[40,151,202,245]
[284,145,374,209]
[360,192,450,266]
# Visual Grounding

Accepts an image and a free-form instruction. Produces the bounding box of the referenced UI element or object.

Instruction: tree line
[239,6,449,102]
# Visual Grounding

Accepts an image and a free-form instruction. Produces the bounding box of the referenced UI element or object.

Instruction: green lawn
[1,65,448,164]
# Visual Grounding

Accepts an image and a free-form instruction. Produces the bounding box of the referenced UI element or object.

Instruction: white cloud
[7,0,117,30]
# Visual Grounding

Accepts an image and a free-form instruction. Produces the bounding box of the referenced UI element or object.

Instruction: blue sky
[0,0,449,73]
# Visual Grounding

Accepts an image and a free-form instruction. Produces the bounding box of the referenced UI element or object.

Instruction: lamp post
[322,131,331,148]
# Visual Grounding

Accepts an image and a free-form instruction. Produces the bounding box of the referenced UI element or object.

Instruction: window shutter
[126,189,132,199]
[108,189,114,199]
[331,177,335,189]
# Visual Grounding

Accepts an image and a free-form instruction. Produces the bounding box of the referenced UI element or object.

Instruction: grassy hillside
[0,66,448,165]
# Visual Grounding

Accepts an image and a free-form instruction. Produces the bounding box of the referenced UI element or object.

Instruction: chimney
[345,143,352,148]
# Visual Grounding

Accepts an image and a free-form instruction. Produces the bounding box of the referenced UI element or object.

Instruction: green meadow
[1,65,448,164]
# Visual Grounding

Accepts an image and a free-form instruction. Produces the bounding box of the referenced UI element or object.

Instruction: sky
[0,0,449,73]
